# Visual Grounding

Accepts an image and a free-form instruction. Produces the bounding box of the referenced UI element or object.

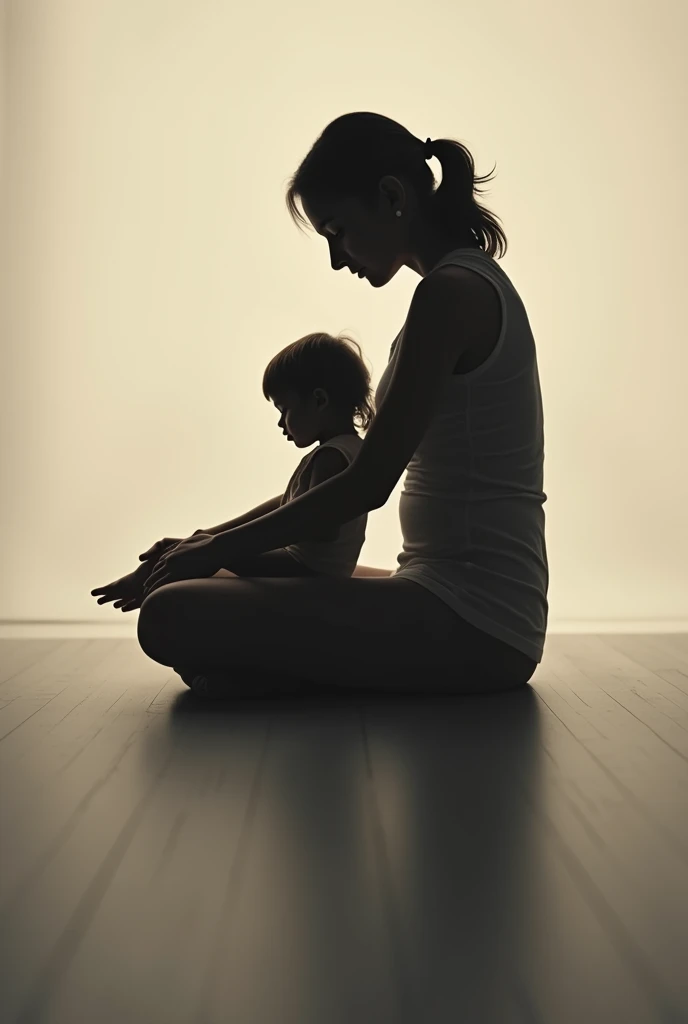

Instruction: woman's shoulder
[424,260,501,306]
[421,262,504,371]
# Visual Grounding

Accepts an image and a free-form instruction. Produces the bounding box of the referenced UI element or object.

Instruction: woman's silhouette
[133,111,549,696]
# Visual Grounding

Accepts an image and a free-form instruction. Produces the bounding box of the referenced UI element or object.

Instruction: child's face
[271,390,322,448]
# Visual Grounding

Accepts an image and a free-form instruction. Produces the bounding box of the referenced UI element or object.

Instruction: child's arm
[137,495,285,565]
[213,453,355,576]
[211,448,350,548]
[305,448,351,541]
[306,450,394,575]
[215,549,321,577]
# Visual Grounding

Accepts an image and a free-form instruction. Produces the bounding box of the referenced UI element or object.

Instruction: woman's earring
[395,210,402,217]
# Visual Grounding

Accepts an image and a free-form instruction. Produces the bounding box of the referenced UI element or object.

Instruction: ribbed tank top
[375,248,549,663]
[283,433,367,576]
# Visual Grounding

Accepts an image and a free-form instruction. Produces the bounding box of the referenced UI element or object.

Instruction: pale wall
[1,0,686,632]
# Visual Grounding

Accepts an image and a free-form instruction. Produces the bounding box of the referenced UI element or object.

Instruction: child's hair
[262,332,375,433]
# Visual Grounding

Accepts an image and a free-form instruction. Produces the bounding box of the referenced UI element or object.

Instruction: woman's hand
[92,533,215,613]
[138,531,214,564]
[91,560,153,613]
[138,536,185,563]
[142,533,222,598]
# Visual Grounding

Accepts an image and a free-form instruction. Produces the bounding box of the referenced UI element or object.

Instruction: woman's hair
[285,111,507,259]
[262,332,375,433]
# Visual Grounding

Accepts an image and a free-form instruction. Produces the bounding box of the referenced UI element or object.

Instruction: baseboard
[547,619,688,634]
[0,620,139,638]
[0,618,686,639]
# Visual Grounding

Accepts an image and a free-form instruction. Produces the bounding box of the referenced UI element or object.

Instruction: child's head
[262,332,374,448]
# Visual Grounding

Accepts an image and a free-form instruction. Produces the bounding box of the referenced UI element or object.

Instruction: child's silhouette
[91,332,385,613]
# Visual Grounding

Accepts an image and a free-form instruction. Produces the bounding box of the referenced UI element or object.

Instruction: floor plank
[0,639,67,687]
[0,634,687,1023]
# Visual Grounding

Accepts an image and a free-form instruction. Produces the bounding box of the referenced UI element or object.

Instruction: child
[255,330,373,578]
[91,332,376,613]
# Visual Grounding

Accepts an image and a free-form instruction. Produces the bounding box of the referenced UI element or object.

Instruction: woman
[136,111,548,695]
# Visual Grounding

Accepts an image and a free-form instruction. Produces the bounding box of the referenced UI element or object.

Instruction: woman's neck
[407,228,480,278]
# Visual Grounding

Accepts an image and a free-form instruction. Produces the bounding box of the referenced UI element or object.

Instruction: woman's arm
[211,268,472,564]
[211,464,378,563]
[203,446,350,542]
[198,494,284,535]
[207,446,349,547]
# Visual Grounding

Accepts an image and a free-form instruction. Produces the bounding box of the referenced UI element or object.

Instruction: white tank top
[283,433,367,576]
[375,248,549,662]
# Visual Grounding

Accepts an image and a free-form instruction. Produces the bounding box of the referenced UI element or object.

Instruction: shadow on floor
[134,682,544,1021]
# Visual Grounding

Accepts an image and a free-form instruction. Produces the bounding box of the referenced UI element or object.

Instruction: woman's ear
[379,174,405,215]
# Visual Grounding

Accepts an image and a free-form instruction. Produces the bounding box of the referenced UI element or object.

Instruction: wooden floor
[1,634,687,1024]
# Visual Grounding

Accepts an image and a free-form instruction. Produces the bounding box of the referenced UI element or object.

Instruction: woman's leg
[138,575,536,696]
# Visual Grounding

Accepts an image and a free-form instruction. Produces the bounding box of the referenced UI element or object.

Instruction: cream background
[1,0,686,635]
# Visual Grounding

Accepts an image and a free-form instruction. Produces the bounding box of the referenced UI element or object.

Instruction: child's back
[281,433,366,577]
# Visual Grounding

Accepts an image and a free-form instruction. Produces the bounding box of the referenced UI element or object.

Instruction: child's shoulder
[323,432,363,451]
[318,435,362,464]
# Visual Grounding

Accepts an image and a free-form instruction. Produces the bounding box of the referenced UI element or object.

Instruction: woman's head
[286,112,507,285]
[262,332,374,448]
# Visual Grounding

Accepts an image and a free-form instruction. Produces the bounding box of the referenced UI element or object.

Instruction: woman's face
[301,184,407,288]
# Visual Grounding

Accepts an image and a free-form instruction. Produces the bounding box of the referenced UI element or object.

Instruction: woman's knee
[137,586,182,664]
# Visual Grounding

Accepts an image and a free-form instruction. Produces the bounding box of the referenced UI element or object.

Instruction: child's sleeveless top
[283,433,367,577]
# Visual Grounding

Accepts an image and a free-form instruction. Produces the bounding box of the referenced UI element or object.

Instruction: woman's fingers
[92,580,133,605]
[145,577,169,598]
[139,537,182,561]
[139,539,168,561]
[139,545,159,561]
[143,569,169,597]
[142,578,156,597]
